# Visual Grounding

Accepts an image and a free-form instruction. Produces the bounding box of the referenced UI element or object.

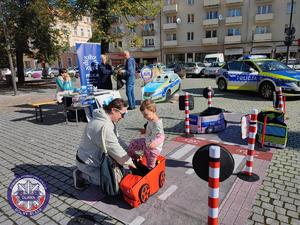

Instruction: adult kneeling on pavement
[74,98,136,195]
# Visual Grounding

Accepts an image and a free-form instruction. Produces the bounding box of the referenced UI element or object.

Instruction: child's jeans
[128,138,159,169]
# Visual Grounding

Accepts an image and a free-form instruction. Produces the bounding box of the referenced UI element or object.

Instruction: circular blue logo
[7,174,50,217]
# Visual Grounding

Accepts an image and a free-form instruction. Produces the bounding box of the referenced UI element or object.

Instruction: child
[128,100,165,169]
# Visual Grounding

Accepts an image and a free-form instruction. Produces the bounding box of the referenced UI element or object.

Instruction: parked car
[165,64,186,79]
[203,53,225,67]
[141,72,181,102]
[281,58,300,71]
[26,68,42,78]
[67,67,80,78]
[203,62,222,77]
[184,62,205,77]
[216,55,300,99]
[1,68,11,76]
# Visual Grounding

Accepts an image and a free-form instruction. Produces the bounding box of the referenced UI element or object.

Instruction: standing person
[128,100,165,169]
[98,54,113,90]
[124,50,136,110]
[74,98,136,190]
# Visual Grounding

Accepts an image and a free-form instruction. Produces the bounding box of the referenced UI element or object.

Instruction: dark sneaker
[73,169,86,190]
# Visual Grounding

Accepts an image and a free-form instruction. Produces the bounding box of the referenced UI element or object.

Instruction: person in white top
[128,100,165,169]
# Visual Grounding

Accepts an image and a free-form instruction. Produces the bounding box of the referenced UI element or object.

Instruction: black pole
[286,0,294,65]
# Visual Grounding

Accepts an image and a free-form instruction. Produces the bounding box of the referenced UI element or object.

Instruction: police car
[216,55,300,99]
[141,72,181,102]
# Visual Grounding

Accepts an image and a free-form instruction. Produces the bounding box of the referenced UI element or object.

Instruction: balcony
[225,0,243,5]
[225,16,242,25]
[255,13,274,22]
[163,23,177,30]
[163,40,178,47]
[142,46,156,51]
[204,0,220,7]
[253,33,272,42]
[203,19,219,27]
[202,37,218,45]
[142,30,156,36]
[225,35,242,44]
[163,4,178,13]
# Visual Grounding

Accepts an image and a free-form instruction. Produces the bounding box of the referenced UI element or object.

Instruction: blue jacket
[125,57,136,84]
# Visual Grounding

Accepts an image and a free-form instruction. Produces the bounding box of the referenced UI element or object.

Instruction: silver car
[203,62,222,77]
[184,62,205,77]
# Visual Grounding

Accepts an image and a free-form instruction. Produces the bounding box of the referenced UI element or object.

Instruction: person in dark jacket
[98,54,113,90]
[124,50,136,110]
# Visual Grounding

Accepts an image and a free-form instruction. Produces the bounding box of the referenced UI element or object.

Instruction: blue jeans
[126,83,135,108]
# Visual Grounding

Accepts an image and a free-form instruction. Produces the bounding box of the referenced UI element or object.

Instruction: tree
[71,0,162,53]
[0,0,69,84]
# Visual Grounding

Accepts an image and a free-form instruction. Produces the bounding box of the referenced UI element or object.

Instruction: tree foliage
[0,0,69,84]
[70,0,162,52]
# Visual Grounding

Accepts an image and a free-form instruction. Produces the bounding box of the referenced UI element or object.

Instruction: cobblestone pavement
[0,78,299,224]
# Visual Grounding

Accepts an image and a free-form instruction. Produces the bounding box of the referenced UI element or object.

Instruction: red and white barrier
[185,92,190,135]
[208,86,212,108]
[276,87,284,112]
[208,145,220,225]
[244,109,258,176]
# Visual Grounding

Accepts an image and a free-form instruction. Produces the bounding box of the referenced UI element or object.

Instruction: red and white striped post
[276,87,284,112]
[185,92,191,136]
[208,86,212,108]
[244,109,258,176]
[208,145,220,225]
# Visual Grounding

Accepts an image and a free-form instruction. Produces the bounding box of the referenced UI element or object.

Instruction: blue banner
[76,43,101,88]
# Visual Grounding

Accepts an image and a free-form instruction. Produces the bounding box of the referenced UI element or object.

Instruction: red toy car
[119,155,166,208]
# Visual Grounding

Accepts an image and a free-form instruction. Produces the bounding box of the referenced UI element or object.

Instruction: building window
[206,11,218,20]
[257,5,272,14]
[165,0,176,5]
[118,41,122,47]
[287,2,296,14]
[144,23,154,31]
[187,32,194,41]
[228,28,240,36]
[255,26,270,34]
[129,27,136,33]
[205,30,217,38]
[228,8,241,17]
[187,14,194,23]
[67,58,72,67]
[166,33,177,41]
[73,27,77,36]
[87,29,91,37]
[80,28,84,37]
[144,38,154,47]
[166,15,177,23]
[187,0,194,5]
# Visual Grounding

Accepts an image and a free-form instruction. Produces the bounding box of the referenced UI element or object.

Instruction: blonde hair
[140,99,156,113]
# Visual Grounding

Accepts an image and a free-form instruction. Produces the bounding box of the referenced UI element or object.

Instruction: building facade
[112,0,299,65]
[23,16,92,69]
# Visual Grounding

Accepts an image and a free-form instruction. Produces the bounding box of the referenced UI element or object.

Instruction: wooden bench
[30,100,58,122]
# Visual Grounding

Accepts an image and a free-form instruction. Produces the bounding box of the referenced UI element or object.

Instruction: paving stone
[251,213,265,223]
[281,196,294,204]
[261,203,274,211]
[273,200,284,207]
[291,218,300,225]
[264,210,276,219]
[277,214,289,223]
[286,210,299,219]
[265,218,279,225]
[252,206,264,215]
[274,206,286,215]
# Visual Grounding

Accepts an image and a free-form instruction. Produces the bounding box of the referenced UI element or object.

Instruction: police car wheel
[259,82,274,99]
[218,78,227,91]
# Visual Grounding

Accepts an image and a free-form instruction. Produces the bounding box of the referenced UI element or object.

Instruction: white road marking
[232,154,245,173]
[129,216,145,225]
[185,168,195,175]
[158,185,178,201]
[222,141,236,146]
[185,154,194,163]
[169,144,195,160]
